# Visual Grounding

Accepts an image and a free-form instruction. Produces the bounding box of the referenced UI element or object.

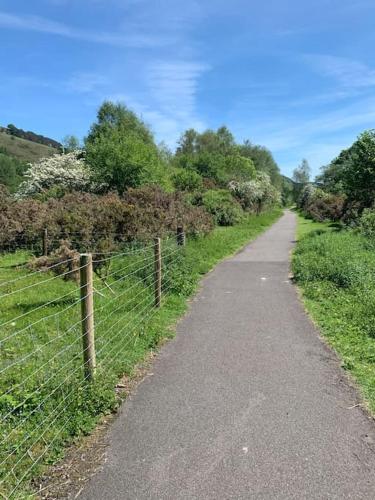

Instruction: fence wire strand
[0,233,184,497]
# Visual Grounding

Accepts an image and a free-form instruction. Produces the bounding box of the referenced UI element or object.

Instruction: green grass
[293,213,375,418]
[0,208,282,498]
[0,132,56,162]
[294,210,332,240]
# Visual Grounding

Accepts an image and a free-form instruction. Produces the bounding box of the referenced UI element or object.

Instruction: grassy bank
[293,212,375,415]
[0,208,281,498]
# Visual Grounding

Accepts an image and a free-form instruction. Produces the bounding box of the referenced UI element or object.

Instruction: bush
[229,172,281,213]
[298,185,345,222]
[172,169,203,192]
[197,189,243,226]
[358,208,375,240]
[0,186,214,253]
[17,152,96,198]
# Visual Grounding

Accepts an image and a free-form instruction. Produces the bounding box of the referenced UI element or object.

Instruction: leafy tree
[224,153,256,182]
[7,124,17,136]
[318,129,375,209]
[239,141,282,188]
[85,101,167,194]
[62,135,81,153]
[293,159,311,184]
[340,130,375,207]
[175,128,258,186]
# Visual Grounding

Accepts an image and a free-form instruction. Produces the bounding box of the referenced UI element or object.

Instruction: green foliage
[62,135,81,152]
[358,208,375,241]
[293,158,311,184]
[281,175,296,206]
[198,189,243,226]
[175,128,268,188]
[239,141,282,188]
[224,153,256,182]
[319,129,375,209]
[293,215,375,414]
[85,102,168,194]
[172,169,203,192]
[0,151,27,192]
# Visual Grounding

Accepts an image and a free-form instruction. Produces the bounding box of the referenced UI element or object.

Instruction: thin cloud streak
[0,11,173,47]
[304,54,375,88]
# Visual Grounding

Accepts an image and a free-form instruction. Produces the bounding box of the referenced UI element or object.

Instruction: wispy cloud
[304,54,375,88]
[108,60,210,145]
[66,73,108,93]
[0,11,172,47]
[147,61,209,119]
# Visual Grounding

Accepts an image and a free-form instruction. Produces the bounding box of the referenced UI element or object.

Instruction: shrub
[229,172,281,213]
[298,185,345,222]
[198,189,243,226]
[17,151,97,198]
[358,208,375,239]
[172,169,203,192]
[0,187,213,253]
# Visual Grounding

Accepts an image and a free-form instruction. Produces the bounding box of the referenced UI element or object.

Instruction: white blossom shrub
[229,172,281,213]
[17,151,97,198]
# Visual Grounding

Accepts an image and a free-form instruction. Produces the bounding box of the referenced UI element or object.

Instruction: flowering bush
[17,152,98,198]
[298,184,345,222]
[229,172,281,213]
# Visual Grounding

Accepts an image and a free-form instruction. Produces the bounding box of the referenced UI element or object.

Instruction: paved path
[81,211,375,499]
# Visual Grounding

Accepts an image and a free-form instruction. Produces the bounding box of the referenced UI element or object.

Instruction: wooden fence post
[176,226,185,246]
[154,238,161,308]
[80,253,96,380]
[43,228,48,256]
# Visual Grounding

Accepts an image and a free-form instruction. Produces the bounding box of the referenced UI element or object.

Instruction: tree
[85,101,167,194]
[318,129,375,209]
[340,130,375,207]
[175,128,258,186]
[62,135,81,153]
[239,141,282,188]
[293,159,311,184]
[7,124,17,136]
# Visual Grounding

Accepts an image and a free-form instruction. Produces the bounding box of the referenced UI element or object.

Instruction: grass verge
[0,208,282,498]
[293,212,375,416]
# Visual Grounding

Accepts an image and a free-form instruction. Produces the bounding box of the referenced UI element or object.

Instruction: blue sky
[1,0,375,178]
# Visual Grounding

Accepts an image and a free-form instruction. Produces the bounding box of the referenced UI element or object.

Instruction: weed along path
[81,211,375,499]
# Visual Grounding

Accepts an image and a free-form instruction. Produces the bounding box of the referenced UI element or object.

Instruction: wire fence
[0,229,186,498]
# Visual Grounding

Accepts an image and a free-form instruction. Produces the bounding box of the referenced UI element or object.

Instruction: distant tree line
[5,124,62,150]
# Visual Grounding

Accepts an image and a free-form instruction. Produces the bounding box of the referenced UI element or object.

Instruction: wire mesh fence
[0,231,185,498]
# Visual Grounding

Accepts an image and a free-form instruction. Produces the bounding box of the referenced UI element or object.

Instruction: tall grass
[0,208,282,498]
[293,217,375,415]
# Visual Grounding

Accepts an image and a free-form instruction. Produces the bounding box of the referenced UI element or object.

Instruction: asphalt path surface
[81,211,375,499]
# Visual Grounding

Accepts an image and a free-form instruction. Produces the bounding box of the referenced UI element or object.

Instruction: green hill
[0,131,56,162]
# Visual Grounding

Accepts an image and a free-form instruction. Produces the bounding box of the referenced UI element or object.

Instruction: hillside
[0,131,56,162]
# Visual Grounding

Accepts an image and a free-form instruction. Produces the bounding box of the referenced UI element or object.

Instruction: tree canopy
[318,130,375,208]
[85,101,168,194]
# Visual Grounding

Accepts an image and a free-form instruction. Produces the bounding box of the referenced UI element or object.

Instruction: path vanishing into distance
[81,211,375,499]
